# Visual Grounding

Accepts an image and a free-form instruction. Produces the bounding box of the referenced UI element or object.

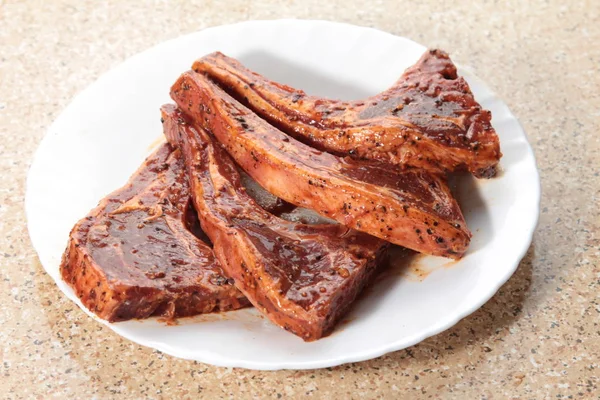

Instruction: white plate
[26,20,540,370]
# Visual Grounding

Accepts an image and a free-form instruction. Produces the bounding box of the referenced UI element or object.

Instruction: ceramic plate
[26,20,540,370]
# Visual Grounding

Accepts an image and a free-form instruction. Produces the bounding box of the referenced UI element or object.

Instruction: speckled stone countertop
[1,0,598,398]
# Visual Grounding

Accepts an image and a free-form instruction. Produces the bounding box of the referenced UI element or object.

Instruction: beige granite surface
[1,0,599,398]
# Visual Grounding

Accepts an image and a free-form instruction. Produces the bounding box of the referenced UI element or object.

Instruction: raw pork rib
[60,144,249,322]
[170,72,471,258]
[162,105,387,341]
[192,49,501,177]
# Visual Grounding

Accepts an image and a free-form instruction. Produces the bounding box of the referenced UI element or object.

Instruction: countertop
[1,0,598,398]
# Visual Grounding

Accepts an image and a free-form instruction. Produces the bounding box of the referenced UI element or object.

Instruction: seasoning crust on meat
[192,49,501,177]
[60,144,249,322]
[162,104,388,341]
[170,72,471,259]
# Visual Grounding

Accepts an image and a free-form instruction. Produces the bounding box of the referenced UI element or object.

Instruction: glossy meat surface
[170,72,471,258]
[192,49,501,177]
[60,144,249,322]
[162,105,387,341]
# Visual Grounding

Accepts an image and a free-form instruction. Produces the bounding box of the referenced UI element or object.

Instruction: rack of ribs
[161,104,388,341]
[192,49,501,178]
[170,72,471,259]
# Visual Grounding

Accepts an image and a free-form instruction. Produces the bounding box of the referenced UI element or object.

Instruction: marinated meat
[60,144,250,322]
[170,73,471,258]
[192,49,501,177]
[161,105,388,341]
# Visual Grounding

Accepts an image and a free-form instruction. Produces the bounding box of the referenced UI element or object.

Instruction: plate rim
[25,18,541,370]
